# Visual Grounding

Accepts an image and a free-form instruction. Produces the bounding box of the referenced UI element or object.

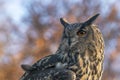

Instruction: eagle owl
[20,14,104,80]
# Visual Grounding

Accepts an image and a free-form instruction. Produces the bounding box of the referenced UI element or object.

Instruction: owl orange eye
[77,30,86,37]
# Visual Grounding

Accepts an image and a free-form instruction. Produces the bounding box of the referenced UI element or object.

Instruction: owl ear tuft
[60,18,69,28]
[84,13,100,26]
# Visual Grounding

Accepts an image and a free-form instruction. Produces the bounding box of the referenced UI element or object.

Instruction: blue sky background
[4,0,119,23]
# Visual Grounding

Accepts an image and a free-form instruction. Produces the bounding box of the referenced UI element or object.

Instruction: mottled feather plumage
[20,13,104,80]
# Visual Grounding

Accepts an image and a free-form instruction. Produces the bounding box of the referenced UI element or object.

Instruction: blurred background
[0,0,120,80]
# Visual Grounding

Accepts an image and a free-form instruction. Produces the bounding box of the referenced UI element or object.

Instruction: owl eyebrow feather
[80,24,86,30]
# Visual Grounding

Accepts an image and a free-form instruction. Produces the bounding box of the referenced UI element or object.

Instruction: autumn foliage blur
[0,0,120,80]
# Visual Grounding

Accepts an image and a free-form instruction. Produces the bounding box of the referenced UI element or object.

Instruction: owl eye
[77,30,87,37]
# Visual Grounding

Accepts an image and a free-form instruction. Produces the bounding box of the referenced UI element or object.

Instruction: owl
[20,13,104,80]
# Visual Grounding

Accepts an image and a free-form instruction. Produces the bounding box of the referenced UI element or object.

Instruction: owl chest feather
[60,48,103,80]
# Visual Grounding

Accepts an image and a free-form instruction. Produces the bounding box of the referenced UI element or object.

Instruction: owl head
[60,14,104,54]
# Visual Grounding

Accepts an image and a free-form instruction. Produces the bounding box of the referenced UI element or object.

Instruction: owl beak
[60,18,69,28]
[84,13,100,26]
